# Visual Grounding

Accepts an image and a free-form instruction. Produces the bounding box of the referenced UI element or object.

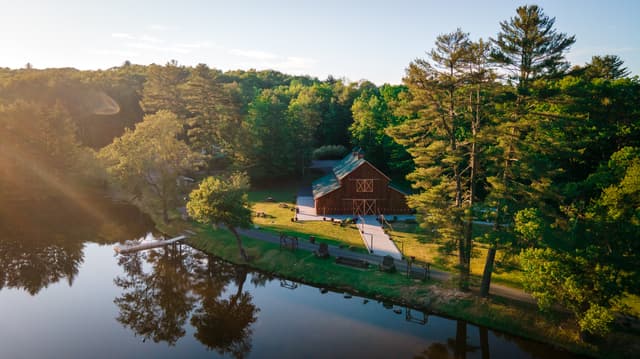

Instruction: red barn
[312,151,411,215]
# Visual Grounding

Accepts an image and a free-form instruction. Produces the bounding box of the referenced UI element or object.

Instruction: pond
[0,197,583,358]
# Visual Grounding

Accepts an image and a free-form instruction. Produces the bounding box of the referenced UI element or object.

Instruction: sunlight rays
[0,143,103,222]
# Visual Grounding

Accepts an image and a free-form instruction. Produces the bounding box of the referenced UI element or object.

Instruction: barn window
[356,179,373,192]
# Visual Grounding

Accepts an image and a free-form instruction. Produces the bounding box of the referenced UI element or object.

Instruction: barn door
[353,199,376,215]
[353,199,365,215]
[364,200,376,215]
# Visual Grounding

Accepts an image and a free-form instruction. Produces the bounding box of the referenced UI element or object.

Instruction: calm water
[0,198,582,359]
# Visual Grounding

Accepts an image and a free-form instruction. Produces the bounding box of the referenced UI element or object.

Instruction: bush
[578,304,615,336]
[312,145,348,160]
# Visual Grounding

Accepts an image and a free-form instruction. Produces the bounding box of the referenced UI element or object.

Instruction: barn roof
[312,153,365,199]
[312,152,396,199]
[312,172,341,199]
[332,154,366,180]
[389,183,410,195]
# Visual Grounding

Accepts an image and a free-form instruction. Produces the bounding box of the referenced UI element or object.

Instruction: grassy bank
[157,220,639,359]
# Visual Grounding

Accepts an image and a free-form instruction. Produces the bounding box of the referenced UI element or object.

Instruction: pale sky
[1,0,638,84]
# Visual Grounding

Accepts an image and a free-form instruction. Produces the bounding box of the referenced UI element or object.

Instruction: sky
[0,0,638,84]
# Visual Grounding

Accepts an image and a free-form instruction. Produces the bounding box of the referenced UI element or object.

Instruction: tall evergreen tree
[583,55,630,80]
[480,5,577,296]
[491,4,576,90]
[390,29,475,289]
[140,61,189,117]
[182,64,244,169]
[0,100,101,199]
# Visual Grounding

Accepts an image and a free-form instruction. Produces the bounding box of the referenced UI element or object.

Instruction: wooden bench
[336,256,369,269]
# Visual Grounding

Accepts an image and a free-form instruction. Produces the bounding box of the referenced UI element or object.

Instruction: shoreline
[165,222,633,359]
[183,239,587,358]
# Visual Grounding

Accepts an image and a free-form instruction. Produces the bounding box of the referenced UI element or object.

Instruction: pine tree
[182,64,243,168]
[583,55,630,80]
[140,61,189,117]
[390,29,475,289]
[491,4,576,91]
[480,5,577,297]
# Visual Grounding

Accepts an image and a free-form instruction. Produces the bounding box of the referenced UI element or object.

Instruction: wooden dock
[114,235,187,254]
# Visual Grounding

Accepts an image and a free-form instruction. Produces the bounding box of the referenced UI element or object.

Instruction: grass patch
[388,221,525,288]
[249,188,367,253]
[248,184,526,288]
[186,225,433,299]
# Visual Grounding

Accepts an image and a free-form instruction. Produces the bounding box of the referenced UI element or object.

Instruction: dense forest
[0,4,638,339]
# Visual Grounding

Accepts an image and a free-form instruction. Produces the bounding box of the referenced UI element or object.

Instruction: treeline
[0,62,409,196]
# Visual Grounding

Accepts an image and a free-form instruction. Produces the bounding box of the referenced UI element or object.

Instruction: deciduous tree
[99,110,202,223]
[187,173,253,261]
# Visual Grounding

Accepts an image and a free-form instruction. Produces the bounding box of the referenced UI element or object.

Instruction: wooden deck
[114,235,187,254]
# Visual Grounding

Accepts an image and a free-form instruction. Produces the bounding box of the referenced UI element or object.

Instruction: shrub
[312,145,348,160]
[578,304,615,336]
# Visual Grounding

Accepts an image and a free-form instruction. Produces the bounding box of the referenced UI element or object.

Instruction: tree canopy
[187,173,253,261]
[99,110,203,223]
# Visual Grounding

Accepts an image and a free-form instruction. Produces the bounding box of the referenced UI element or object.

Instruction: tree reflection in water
[114,246,196,345]
[191,258,259,358]
[0,198,152,295]
[0,237,84,295]
[114,245,261,358]
[415,321,480,359]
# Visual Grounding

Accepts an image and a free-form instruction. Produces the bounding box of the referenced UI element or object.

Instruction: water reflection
[114,246,196,345]
[0,197,153,294]
[110,243,583,359]
[114,245,265,358]
[414,321,480,359]
[190,263,258,357]
[0,236,84,295]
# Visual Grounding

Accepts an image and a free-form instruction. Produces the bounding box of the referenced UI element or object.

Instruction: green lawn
[388,221,525,288]
[623,294,640,317]
[248,188,367,253]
